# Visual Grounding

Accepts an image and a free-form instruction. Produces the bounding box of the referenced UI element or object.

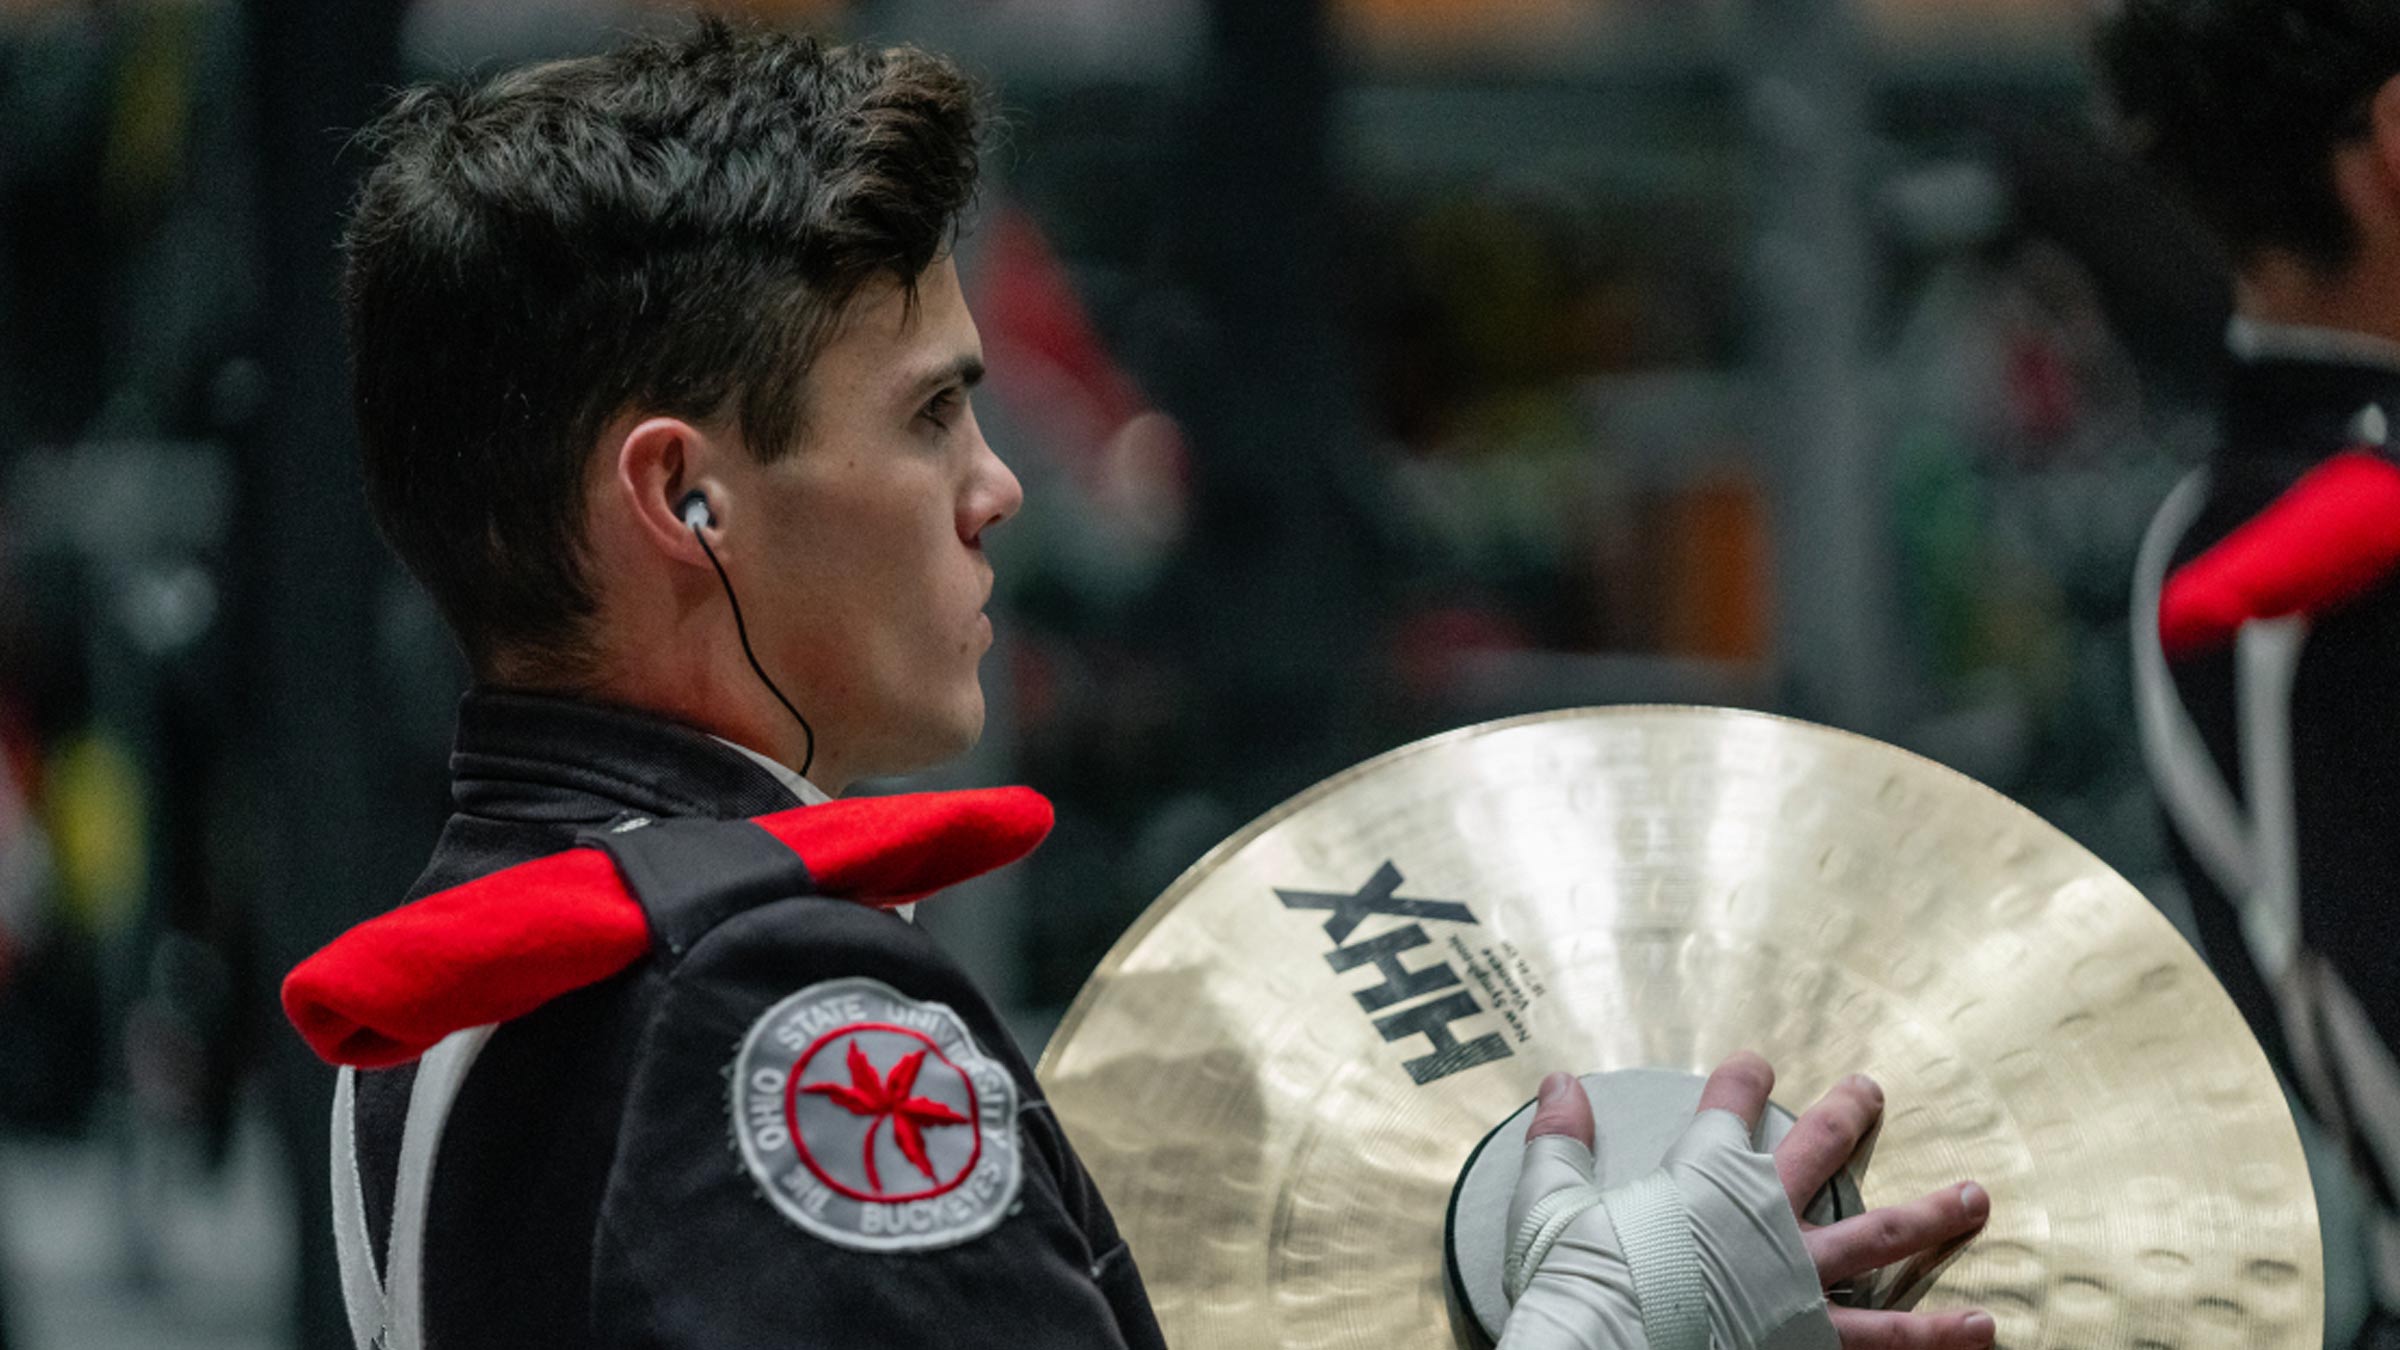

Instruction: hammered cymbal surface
[1037,707,2322,1349]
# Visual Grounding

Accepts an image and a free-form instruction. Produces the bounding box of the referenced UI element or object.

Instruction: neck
[2238,248,2400,348]
[557,612,858,796]
[624,673,854,796]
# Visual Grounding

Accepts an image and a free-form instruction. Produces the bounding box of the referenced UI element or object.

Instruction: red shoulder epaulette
[280,787,1053,1070]
[2160,449,2400,658]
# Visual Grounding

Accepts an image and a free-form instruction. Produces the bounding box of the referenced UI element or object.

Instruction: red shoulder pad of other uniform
[281,787,1054,1070]
[2160,449,2400,658]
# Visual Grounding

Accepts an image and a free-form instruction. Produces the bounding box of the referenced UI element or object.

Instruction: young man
[282,22,1991,1348]
[2102,2,2400,1343]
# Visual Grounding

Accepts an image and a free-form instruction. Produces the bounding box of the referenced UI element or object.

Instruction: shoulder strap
[2158,447,2400,656]
[581,816,816,956]
[286,789,1046,1071]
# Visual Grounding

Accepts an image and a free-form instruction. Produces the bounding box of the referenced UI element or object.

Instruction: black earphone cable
[691,522,817,778]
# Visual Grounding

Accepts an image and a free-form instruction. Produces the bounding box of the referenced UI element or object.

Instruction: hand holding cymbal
[1503,1056,1994,1350]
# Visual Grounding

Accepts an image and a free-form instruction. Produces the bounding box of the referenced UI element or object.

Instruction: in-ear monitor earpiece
[681,487,816,777]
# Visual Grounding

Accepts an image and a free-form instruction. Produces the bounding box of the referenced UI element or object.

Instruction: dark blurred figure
[2099,5,2400,1346]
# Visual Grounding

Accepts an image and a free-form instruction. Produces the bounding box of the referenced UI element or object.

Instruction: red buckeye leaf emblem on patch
[784,1022,984,1204]
[801,1038,974,1193]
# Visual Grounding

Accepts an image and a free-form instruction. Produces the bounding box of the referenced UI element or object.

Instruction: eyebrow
[902,353,986,405]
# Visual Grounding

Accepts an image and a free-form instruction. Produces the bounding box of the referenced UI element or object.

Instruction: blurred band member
[2102,3,2400,1342]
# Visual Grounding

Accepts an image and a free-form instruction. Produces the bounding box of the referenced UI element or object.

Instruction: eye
[918,387,962,431]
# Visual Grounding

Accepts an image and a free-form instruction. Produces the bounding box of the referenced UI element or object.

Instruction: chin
[881,691,987,777]
[941,693,988,758]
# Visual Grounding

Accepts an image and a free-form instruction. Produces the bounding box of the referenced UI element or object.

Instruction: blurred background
[0,0,2323,1344]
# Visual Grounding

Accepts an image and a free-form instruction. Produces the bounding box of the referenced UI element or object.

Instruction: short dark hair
[344,22,983,675]
[2095,0,2400,271]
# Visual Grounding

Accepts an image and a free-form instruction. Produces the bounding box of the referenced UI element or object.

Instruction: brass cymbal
[1036,707,2322,1348]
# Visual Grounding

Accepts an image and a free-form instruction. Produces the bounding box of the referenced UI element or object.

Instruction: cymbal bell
[1036,707,2321,1349]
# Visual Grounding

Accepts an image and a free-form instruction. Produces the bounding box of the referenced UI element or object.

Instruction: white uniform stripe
[2235,617,2308,981]
[331,1066,390,1350]
[2132,469,2260,903]
[2315,962,2400,1303]
[386,1025,496,1350]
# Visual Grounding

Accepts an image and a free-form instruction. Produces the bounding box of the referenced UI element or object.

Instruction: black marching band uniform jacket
[2135,326,2400,1299]
[282,690,1169,1350]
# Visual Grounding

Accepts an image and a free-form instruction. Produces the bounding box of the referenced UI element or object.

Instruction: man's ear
[2362,75,2400,216]
[2321,76,2400,268]
[613,416,724,566]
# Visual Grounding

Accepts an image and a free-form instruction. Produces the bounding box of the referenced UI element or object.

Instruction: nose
[963,423,1024,545]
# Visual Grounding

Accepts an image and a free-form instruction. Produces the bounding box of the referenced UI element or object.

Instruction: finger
[1828,1306,1996,1349]
[1805,1182,1989,1286]
[1516,1071,1593,1220]
[1508,1074,1599,1250]
[1526,1071,1595,1146]
[1694,1050,1775,1133]
[1513,1074,1597,1214]
[1775,1073,1884,1214]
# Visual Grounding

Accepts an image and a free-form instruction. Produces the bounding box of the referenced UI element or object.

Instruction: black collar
[448,688,797,827]
[2223,356,2400,465]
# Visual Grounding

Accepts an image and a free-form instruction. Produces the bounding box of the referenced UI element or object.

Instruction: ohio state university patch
[730,977,1022,1252]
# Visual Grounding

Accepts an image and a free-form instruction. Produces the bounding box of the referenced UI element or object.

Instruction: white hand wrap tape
[1601,1170,1708,1350]
[1499,1108,1836,1350]
[1507,1183,1604,1304]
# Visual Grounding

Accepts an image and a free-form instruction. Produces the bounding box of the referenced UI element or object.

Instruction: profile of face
[716,256,1020,786]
